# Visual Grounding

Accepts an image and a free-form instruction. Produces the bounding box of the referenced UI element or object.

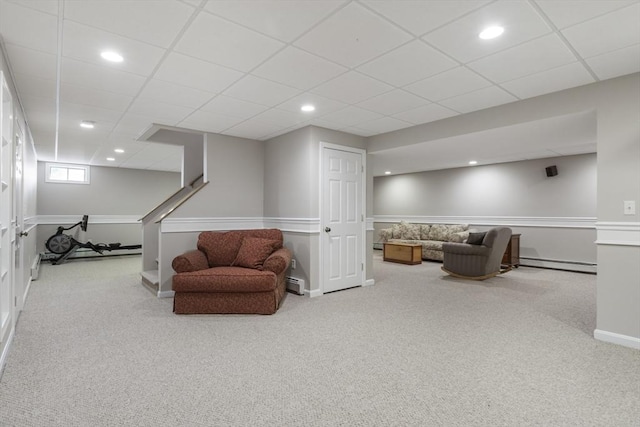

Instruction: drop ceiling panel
[356,90,428,116]
[4,0,59,15]
[586,44,640,80]
[62,21,166,76]
[154,52,243,93]
[439,86,517,114]
[423,0,552,63]
[60,83,133,111]
[61,58,146,96]
[252,47,347,90]
[174,11,285,72]
[4,44,57,81]
[362,0,491,36]
[276,93,346,116]
[137,79,215,109]
[561,2,640,58]
[199,95,269,119]
[404,67,491,101]
[311,71,393,104]
[356,40,458,87]
[468,34,577,83]
[392,103,459,125]
[127,99,192,125]
[223,75,301,107]
[294,2,412,68]
[0,2,58,54]
[501,62,595,99]
[251,109,309,129]
[63,0,194,48]
[13,74,56,100]
[352,116,413,134]
[177,110,245,133]
[320,106,383,127]
[203,0,344,42]
[224,118,288,140]
[536,0,637,30]
[59,101,123,126]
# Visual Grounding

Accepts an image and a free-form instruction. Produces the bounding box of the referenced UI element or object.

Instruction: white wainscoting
[595,222,640,247]
[37,214,141,224]
[161,217,321,234]
[374,215,597,229]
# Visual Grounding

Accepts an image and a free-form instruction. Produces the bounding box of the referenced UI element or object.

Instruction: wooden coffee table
[383,242,422,265]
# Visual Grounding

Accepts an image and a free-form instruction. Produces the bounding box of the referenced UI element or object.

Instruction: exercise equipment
[45,215,141,265]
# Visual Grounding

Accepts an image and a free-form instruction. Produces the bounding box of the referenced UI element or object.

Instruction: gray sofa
[378,221,472,261]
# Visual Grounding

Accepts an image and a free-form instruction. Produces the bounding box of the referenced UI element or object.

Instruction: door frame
[318,142,366,295]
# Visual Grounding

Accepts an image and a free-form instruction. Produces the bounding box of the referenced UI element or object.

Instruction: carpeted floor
[0,253,638,426]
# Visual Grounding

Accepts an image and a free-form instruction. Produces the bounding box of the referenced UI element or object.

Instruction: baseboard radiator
[285,276,305,295]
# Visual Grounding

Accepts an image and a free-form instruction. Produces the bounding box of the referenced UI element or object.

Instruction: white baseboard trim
[37,214,141,225]
[157,290,175,298]
[520,258,597,274]
[373,215,596,229]
[0,327,15,379]
[264,217,320,233]
[364,279,375,286]
[308,289,323,298]
[594,329,640,350]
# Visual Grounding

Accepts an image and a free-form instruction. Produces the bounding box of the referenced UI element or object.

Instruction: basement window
[45,163,90,184]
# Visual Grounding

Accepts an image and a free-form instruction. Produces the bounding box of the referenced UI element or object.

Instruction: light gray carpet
[0,253,638,426]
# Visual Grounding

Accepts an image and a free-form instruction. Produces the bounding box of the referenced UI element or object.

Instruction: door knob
[19,231,28,237]
[324,227,331,233]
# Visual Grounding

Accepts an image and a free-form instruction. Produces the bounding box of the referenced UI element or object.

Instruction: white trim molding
[366,217,374,231]
[37,214,141,225]
[157,290,175,299]
[595,222,640,247]
[364,279,375,287]
[264,217,320,233]
[161,217,263,233]
[594,329,640,350]
[373,215,597,229]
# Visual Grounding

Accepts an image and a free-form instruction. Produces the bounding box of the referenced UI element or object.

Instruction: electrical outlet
[291,258,296,269]
[624,200,636,215]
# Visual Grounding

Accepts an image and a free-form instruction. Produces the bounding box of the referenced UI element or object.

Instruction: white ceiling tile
[178,110,245,133]
[59,101,123,126]
[13,74,56,100]
[392,103,459,125]
[310,72,394,104]
[536,0,636,29]
[357,40,458,87]
[562,3,640,58]
[64,0,194,48]
[294,2,412,68]
[113,113,159,136]
[146,156,182,172]
[423,0,552,63]
[200,95,269,119]
[0,2,58,54]
[174,11,285,72]
[404,67,491,101]
[356,90,428,115]
[62,21,166,76]
[4,44,57,81]
[439,86,518,113]
[341,127,377,137]
[468,34,577,83]
[252,47,347,90]
[203,0,344,42]
[351,116,413,134]
[586,44,640,80]
[154,52,244,93]
[224,118,288,140]
[362,0,491,35]
[276,93,347,116]
[138,79,215,109]
[127,99,192,125]
[60,83,133,111]
[500,62,595,99]
[223,75,301,107]
[4,0,59,15]
[320,106,383,127]
[251,109,309,128]
[62,58,146,96]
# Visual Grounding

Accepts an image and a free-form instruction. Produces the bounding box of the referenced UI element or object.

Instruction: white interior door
[322,146,363,293]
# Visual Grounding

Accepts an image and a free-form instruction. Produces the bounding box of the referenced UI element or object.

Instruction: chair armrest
[263,247,292,275]
[442,242,490,256]
[172,249,209,273]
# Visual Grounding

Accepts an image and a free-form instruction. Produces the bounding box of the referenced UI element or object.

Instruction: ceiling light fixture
[114,148,124,153]
[101,50,124,62]
[80,120,95,129]
[106,157,115,161]
[384,171,391,175]
[469,160,478,165]
[301,104,315,112]
[479,26,504,40]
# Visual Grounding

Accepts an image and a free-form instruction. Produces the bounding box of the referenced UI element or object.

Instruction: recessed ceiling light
[469,160,478,165]
[479,26,504,40]
[80,121,95,129]
[106,157,115,161]
[301,104,315,112]
[101,50,124,62]
[384,171,391,175]
[114,148,124,153]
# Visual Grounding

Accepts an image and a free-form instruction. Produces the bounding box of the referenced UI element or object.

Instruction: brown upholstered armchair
[441,227,513,280]
[171,229,292,314]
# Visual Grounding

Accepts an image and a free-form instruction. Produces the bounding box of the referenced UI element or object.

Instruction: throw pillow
[197,231,244,267]
[449,231,469,243]
[467,232,486,245]
[398,221,420,240]
[232,237,281,270]
[419,224,431,240]
[428,224,449,241]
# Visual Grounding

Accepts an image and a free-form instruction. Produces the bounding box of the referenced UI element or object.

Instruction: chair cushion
[232,237,281,270]
[172,266,277,293]
[197,231,244,267]
[467,232,487,245]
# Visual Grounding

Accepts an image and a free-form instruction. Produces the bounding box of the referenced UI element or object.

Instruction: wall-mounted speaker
[545,165,558,177]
